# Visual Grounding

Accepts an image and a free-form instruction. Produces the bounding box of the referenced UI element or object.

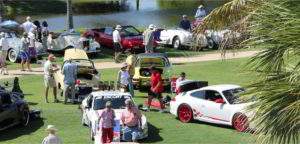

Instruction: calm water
[23,0,226,31]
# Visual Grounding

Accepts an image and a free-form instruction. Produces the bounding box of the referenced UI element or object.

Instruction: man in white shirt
[44,54,59,103]
[176,72,186,90]
[113,25,122,62]
[20,16,37,33]
[0,32,9,75]
[42,125,62,144]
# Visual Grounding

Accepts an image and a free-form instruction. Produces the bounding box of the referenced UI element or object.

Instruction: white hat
[148,24,155,29]
[26,16,31,21]
[121,63,128,68]
[46,125,58,132]
[115,25,122,30]
[0,32,5,37]
[182,15,187,18]
[198,5,204,8]
[125,99,132,105]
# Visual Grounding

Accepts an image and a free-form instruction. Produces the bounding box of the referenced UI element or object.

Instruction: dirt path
[0,50,258,80]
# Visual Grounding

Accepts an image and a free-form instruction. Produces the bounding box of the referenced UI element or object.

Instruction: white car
[170,84,253,132]
[80,91,148,142]
[157,28,194,49]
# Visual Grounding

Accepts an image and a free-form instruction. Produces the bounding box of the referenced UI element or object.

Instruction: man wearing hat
[143,24,155,53]
[42,125,62,144]
[179,15,191,31]
[44,54,59,103]
[113,25,122,62]
[117,63,131,92]
[176,72,186,90]
[195,5,207,20]
[0,32,9,75]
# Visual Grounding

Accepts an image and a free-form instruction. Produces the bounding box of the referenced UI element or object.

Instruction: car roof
[137,53,168,58]
[91,91,132,98]
[198,84,241,92]
[64,49,89,61]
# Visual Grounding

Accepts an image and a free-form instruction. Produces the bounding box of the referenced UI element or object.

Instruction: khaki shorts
[44,76,56,88]
[1,50,7,64]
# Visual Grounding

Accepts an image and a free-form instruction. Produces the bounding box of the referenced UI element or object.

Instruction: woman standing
[98,101,115,143]
[117,63,131,92]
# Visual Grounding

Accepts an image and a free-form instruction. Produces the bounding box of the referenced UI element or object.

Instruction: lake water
[25,0,227,31]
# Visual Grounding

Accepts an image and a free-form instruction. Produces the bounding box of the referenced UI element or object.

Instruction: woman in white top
[117,63,131,92]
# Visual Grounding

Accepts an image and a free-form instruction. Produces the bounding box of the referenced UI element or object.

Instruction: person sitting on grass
[121,99,142,142]
[98,101,115,143]
[42,125,62,144]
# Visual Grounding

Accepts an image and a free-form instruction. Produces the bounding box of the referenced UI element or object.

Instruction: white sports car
[80,91,148,142]
[170,84,253,132]
[156,28,193,49]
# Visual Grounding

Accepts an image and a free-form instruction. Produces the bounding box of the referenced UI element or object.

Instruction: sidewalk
[0,50,258,80]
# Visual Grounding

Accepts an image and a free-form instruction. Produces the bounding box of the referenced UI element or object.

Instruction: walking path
[0,50,258,80]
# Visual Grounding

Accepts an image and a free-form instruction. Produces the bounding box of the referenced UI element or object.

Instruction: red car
[84,25,156,52]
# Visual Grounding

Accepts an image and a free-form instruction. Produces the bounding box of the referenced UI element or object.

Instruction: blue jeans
[122,126,141,142]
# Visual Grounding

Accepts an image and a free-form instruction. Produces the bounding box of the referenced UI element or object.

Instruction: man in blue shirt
[179,15,191,31]
[62,60,77,104]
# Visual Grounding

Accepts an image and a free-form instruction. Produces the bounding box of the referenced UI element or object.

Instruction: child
[98,101,115,143]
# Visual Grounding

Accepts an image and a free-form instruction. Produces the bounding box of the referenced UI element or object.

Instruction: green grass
[0,58,255,144]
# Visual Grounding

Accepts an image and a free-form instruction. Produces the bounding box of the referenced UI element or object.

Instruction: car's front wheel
[8,49,18,63]
[177,104,193,123]
[172,36,181,49]
[20,109,30,126]
[232,113,249,132]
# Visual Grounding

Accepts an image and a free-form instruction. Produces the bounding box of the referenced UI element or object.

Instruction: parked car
[156,28,195,49]
[0,89,30,131]
[170,84,254,132]
[84,25,154,52]
[80,91,148,142]
[0,28,46,62]
[131,53,172,90]
[53,49,100,102]
[47,31,100,54]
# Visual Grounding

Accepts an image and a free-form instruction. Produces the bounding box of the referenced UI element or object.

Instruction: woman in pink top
[98,101,115,143]
[121,99,142,142]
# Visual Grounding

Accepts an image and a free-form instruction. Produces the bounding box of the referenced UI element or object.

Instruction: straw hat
[115,25,122,30]
[198,5,204,8]
[46,125,58,132]
[148,24,155,29]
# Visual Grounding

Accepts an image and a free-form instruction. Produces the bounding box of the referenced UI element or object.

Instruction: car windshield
[71,59,94,68]
[93,96,130,110]
[222,88,245,104]
[121,26,140,37]
[139,57,168,67]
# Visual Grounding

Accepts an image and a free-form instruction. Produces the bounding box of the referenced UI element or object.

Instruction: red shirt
[150,72,164,93]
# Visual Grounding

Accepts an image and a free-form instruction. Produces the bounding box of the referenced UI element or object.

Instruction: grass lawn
[0,58,256,144]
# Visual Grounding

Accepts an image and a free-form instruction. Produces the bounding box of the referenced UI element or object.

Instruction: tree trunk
[66,0,74,31]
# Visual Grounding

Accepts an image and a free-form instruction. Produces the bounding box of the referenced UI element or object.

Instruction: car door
[187,90,206,120]
[100,27,114,48]
[200,90,232,124]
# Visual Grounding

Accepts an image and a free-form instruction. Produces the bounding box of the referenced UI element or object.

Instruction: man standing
[121,99,142,142]
[62,60,77,104]
[0,32,9,75]
[147,66,164,112]
[195,5,207,20]
[42,125,62,144]
[113,25,122,62]
[20,32,31,71]
[143,24,155,53]
[44,54,59,103]
[179,15,191,31]
[28,28,37,60]
[176,72,186,90]
[20,16,37,33]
